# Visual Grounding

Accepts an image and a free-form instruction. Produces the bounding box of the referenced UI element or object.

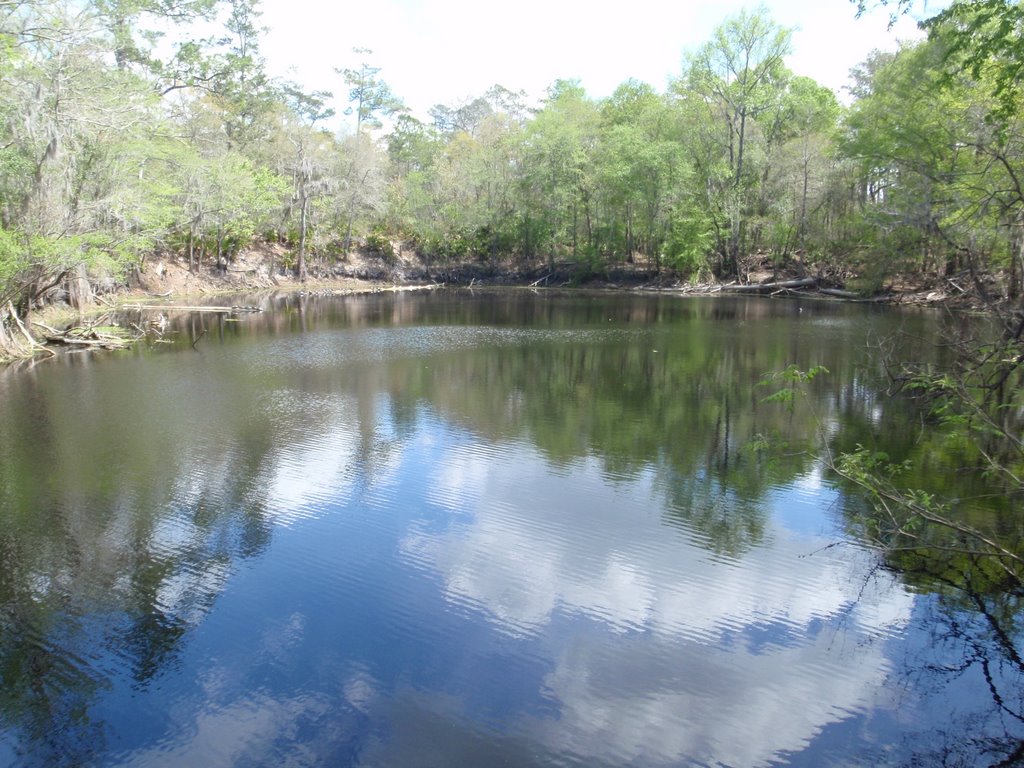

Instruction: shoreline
[0,253,994,366]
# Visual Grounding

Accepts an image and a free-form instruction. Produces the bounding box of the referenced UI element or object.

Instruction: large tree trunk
[66,263,91,310]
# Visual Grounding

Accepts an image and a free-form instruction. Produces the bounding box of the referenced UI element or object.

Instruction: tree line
[1,0,1022,320]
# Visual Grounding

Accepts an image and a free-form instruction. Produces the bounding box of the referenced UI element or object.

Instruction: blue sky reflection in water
[108,428,903,767]
[0,292,1019,767]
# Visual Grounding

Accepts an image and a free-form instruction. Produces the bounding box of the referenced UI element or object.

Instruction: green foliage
[665,210,715,277]
[758,341,1024,590]
[758,364,830,409]
[842,9,1024,291]
[0,227,32,304]
[0,225,144,309]
[363,226,394,261]
[1,0,1023,308]
[569,249,607,285]
[412,225,505,263]
[861,0,1024,120]
[679,7,796,274]
[337,48,405,132]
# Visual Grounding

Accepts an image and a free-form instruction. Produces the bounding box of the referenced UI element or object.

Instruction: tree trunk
[67,262,91,310]
[735,108,747,187]
[0,308,22,359]
[799,147,811,248]
[626,203,634,260]
[571,202,578,258]
[298,195,309,282]
[0,302,45,360]
[343,193,357,254]
[1011,214,1024,300]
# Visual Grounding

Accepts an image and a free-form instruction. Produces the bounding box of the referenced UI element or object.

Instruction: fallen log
[723,278,818,293]
[817,288,862,300]
[44,334,130,350]
[383,283,443,293]
[40,318,142,351]
[529,272,552,287]
[123,304,263,313]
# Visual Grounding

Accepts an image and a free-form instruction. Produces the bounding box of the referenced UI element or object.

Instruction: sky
[255,0,935,128]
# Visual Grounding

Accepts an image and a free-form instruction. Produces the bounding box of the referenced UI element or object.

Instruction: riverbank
[124,242,990,305]
[0,243,1000,365]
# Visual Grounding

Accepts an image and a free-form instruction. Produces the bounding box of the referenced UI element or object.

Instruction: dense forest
[1,0,1023,335]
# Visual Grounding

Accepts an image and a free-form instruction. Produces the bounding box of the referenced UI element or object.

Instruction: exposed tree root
[0,302,53,361]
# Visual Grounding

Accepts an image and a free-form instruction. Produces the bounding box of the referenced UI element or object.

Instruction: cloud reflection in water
[400,438,913,766]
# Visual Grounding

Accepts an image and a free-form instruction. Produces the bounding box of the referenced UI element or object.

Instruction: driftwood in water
[35,312,144,351]
[41,324,137,350]
[44,335,128,349]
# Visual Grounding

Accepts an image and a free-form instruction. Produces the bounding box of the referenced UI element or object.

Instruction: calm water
[0,291,1020,767]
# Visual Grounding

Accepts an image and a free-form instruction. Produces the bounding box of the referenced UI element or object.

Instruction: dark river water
[0,290,1021,767]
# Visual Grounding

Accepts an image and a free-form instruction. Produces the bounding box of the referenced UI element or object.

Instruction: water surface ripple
[0,291,1019,767]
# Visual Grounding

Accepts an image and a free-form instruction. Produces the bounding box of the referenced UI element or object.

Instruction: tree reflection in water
[0,291,1020,766]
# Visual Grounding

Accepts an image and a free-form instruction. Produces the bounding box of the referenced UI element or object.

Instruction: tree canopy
[1,0,1023,331]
